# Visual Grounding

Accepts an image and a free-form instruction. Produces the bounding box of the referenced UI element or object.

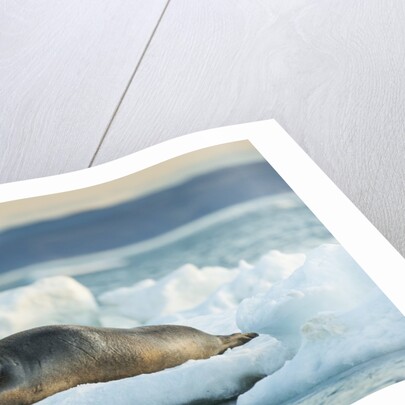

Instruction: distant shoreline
[0,162,290,273]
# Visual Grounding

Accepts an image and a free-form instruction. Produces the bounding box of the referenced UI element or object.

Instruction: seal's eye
[0,365,4,384]
[0,365,12,386]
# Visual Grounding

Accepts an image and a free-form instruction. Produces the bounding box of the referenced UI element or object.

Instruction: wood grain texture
[93,0,405,256]
[0,0,168,182]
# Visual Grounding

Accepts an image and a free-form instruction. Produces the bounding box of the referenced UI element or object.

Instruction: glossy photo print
[0,130,404,404]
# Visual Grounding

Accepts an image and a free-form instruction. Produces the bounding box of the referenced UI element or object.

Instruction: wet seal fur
[0,324,258,404]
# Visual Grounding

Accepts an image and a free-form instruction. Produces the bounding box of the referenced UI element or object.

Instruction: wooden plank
[93,0,405,256]
[0,0,168,183]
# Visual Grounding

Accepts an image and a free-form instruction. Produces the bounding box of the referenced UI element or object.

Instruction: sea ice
[237,291,405,405]
[0,276,98,338]
[98,263,236,324]
[2,244,404,404]
[236,244,377,350]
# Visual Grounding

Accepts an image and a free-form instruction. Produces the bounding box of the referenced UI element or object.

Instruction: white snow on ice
[98,264,237,325]
[0,276,98,338]
[1,244,404,404]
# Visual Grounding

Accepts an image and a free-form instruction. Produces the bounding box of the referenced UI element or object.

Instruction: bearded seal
[0,324,258,404]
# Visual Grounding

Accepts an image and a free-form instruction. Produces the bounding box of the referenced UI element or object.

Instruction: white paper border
[1,119,404,403]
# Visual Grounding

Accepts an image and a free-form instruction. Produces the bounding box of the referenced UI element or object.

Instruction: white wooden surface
[1,0,405,256]
[0,0,168,181]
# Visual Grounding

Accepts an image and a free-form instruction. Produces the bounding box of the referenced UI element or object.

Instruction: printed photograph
[0,140,404,404]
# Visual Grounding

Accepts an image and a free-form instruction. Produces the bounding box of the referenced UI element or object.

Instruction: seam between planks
[88,0,172,167]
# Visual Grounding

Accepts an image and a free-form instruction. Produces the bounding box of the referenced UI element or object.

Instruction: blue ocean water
[76,193,335,295]
[43,193,336,295]
[0,161,290,273]
[0,193,335,295]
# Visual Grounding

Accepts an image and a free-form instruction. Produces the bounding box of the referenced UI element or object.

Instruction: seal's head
[1,362,11,384]
[0,362,26,405]
[0,363,12,402]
